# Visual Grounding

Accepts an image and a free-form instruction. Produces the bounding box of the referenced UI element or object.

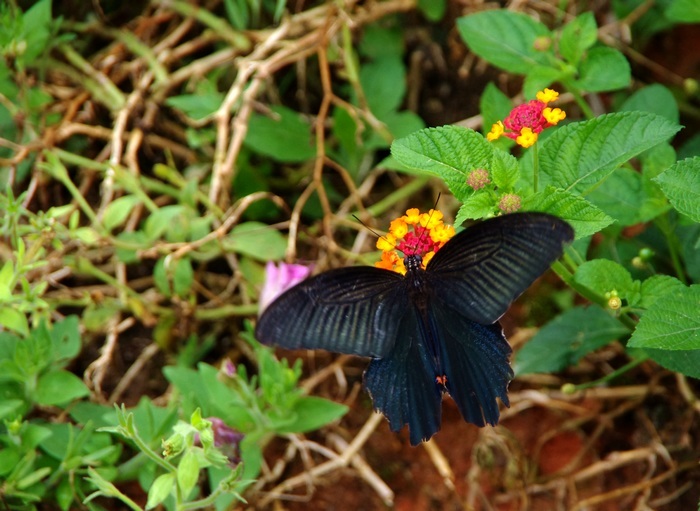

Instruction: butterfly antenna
[352,214,395,249]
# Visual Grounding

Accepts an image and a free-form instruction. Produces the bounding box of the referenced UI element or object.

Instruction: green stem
[195,304,260,320]
[39,154,100,226]
[564,356,649,392]
[363,176,431,218]
[551,260,637,331]
[654,213,688,285]
[562,82,595,119]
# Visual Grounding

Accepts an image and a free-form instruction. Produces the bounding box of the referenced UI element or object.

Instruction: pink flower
[258,262,312,314]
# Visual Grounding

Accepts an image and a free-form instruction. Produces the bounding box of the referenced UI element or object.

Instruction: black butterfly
[256,212,574,445]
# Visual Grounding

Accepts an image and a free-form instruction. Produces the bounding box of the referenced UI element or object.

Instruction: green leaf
[0,307,29,337]
[35,370,90,406]
[177,450,199,498]
[619,84,679,124]
[103,195,142,232]
[628,285,700,350]
[639,275,685,309]
[417,0,446,21]
[19,0,53,65]
[172,257,194,297]
[360,56,406,118]
[653,156,700,222]
[666,0,700,22]
[50,315,81,363]
[522,66,568,99]
[146,473,175,510]
[457,11,551,74]
[222,222,286,262]
[539,112,682,195]
[574,259,637,302]
[144,205,188,241]
[514,306,628,375]
[558,11,597,66]
[391,126,493,201]
[587,168,645,226]
[479,83,512,136]
[491,149,519,190]
[276,396,348,434]
[523,187,614,239]
[245,106,315,163]
[455,193,495,225]
[642,348,700,378]
[166,93,222,121]
[358,25,403,59]
[575,47,631,92]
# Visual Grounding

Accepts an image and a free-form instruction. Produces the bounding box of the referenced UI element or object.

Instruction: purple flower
[258,261,312,314]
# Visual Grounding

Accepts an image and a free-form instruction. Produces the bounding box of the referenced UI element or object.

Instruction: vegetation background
[1,0,700,510]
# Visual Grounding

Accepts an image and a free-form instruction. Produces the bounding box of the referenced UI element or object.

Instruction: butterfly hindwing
[364,307,443,445]
[255,267,407,357]
[427,213,574,324]
[431,298,513,426]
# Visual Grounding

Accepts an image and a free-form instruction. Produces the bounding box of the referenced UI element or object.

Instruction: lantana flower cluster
[487,88,566,148]
[375,208,455,275]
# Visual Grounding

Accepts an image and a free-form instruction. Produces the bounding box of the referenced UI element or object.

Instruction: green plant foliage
[653,157,700,222]
[514,306,630,375]
[628,285,700,350]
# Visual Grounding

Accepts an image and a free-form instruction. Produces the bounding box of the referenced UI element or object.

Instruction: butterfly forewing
[255,266,407,357]
[427,213,574,324]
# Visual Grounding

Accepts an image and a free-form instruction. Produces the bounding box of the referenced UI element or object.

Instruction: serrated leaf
[558,12,597,66]
[491,149,519,189]
[620,84,679,124]
[245,106,315,163]
[455,193,494,225]
[653,156,700,222]
[587,167,645,226]
[628,285,700,350]
[391,126,493,200]
[514,306,628,375]
[457,11,551,74]
[639,275,685,309]
[523,187,613,239]
[642,348,700,378]
[539,112,682,195]
[574,259,636,300]
[575,46,631,92]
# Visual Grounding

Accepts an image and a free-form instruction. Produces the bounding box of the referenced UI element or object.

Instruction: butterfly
[255,212,574,445]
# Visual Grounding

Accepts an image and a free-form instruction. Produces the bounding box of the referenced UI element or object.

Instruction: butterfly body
[256,213,574,444]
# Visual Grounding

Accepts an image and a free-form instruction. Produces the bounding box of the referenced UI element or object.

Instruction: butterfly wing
[255,267,407,357]
[427,212,574,324]
[430,298,513,426]
[364,307,443,445]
